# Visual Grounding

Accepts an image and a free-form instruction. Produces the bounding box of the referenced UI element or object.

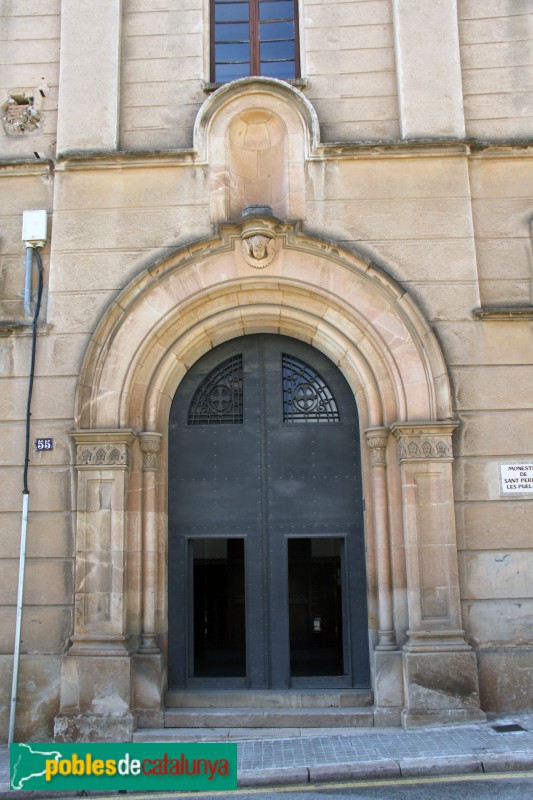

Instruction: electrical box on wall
[22,210,47,247]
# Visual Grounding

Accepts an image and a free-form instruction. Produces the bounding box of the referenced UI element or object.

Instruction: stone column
[365,428,396,651]
[138,432,163,653]
[57,0,122,153]
[365,428,403,726]
[54,429,135,742]
[133,433,165,729]
[391,422,484,727]
[391,0,465,139]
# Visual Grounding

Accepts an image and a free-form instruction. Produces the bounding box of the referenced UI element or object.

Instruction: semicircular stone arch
[76,217,452,434]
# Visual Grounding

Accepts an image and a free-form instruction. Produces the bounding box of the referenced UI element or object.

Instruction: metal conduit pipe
[23,246,33,317]
[9,247,44,747]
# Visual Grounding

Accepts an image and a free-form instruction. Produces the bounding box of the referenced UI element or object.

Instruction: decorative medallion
[241,234,276,269]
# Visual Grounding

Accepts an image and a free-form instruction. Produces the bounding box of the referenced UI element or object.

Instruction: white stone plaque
[499,463,533,496]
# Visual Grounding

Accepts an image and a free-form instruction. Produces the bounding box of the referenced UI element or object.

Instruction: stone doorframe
[54,213,484,741]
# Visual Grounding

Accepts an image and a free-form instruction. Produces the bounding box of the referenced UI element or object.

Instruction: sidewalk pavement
[2,713,533,797]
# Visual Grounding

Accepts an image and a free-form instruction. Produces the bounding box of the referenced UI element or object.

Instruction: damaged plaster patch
[91,684,129,716]
[2,86,45,136]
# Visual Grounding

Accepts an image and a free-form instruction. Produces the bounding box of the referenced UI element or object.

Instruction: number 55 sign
[35,438,54,451]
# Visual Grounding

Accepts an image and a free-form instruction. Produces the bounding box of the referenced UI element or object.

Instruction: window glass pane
[260,60,295,78]
[215,42,250,61]
[215,3,250,22]
[259,1,294,21]
[215,62,251,81]
[260,40,295,60]
[215,22,250,41]
[260,20,294,40]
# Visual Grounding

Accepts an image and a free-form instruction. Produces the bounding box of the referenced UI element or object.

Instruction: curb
[482,753,533,772]
[238,766,309,787]
[398,755,483,777]
[307,759,400,782]
[238,753,533,788]
[2,752,533,797]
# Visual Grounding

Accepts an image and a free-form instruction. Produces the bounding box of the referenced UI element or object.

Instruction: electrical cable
[23,247,43,494]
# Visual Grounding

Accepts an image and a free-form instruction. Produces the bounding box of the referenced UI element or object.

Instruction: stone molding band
[391,422,458,461]
[72,429,136,468]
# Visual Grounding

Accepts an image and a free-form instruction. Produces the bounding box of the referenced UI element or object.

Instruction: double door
[168,335,369,689]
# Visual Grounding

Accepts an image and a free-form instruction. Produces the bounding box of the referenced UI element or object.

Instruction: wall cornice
[3,140,530,174]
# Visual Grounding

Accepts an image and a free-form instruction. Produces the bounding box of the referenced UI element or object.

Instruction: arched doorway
[168,334,370,690]
[55,216,484,740]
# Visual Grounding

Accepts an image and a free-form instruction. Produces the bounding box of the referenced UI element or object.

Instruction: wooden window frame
[210,0,301,83]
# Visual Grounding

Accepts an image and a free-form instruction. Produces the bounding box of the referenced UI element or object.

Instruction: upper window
[282,354,340,423]
[211,0,299,83]
[188,355,243,425]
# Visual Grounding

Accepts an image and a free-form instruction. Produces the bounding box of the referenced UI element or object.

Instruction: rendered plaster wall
[0,166,53,320]
[303,0,400,141]
[121,0,205,150]
[458,0,533,140]
[0,0,60,160]
[469,154,533,306]
[452,314,533,711]
[120,0,400,149]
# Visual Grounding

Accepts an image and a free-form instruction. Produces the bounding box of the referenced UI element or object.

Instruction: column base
[376,630,398,651]
[55,653,134,741]
[138,635,161,655]
[402,649,485,727]
[133,652,165,728]
[373,649,403,726]
[54,712,134,742]
[68,634,130,657]
[401,708,486,728]
[374,707,403,727]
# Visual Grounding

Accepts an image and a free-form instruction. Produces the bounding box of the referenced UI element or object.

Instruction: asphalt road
[41,772,532,800]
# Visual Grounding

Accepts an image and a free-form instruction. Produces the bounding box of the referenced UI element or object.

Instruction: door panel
[168,334,369,689]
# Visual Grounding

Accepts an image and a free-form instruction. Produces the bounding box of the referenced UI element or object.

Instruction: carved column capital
[71,429,136,469]
[139,432,163,471]
[365,427,390,466]
[391,421,458,462]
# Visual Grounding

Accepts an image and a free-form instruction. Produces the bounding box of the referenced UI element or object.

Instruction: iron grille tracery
[282,354,340,423]
[188,355,243,424]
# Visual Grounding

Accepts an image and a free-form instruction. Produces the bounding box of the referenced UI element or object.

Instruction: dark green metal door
[168,335,369,689]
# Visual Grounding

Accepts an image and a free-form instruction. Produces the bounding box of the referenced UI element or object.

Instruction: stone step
[134,726,367,742]
[164,707,374,728]
[165,689,373,709]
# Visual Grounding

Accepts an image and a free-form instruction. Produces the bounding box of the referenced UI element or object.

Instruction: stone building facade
[0,0,532,741]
